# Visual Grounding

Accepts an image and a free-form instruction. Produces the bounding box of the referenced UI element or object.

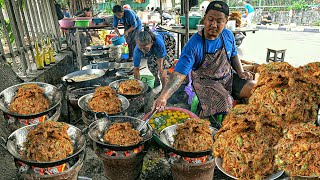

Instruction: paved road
[237,30,320,67]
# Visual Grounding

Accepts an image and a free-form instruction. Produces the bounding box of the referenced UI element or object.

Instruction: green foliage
[0,19,14,43]
[289,0,308,10]
[313,20,320,26]
[105,8,113,15]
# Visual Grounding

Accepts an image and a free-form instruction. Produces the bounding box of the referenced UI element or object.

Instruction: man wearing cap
[153,1,255,126]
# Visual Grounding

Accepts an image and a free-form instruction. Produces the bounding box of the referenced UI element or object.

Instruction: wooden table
[61,25,124,69]
[157,25,258,57]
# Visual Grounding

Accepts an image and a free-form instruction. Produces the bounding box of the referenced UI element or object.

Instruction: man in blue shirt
[153,1,256,122]
[112,5,142,61]
[243,0,255,27]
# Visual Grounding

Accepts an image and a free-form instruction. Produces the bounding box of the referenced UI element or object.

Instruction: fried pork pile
[275,123,320,177]
[249,62,320,126]
[213,62,320,179]
[229,11,242,27]
[173,119,214,152]
[214,105,282,179]
[103,122,142,146]
[9,84,49,115]
[88,86,122,114]
[24,121,73,162]
[118,79,143,95]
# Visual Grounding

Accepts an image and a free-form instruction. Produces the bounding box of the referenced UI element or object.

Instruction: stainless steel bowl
[0,82,62,118]
[6,123,86,168]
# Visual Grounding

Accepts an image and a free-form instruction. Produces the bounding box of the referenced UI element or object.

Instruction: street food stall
[0,0,320,179]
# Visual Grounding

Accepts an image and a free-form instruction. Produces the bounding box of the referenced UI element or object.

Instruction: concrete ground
[237,29,320,67]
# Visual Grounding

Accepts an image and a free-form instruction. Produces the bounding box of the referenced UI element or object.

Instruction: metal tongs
[136,108,159,132]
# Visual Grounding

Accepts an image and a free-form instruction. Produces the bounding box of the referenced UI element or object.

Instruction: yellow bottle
[47,37,55,64]
[42,39,51,66]
[35,41,44,70]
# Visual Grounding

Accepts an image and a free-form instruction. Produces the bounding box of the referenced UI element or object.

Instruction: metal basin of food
[88,116,153,151]
[159,124,217,158]
[61,69,105,88]
[215,158,284,180]
[6,123,86,168]
[0,82,62,119]
[78,93,130,124]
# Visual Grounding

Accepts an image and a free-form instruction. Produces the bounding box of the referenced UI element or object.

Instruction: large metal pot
[0,82,62,119]
[61,69,105,88]
[78,93,130,125]
[88,116,153,151]
[6,123,86,168]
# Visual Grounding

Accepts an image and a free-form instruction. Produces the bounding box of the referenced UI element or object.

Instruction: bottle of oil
[35,40,44,70]
[47,37,55,64]
[42,38,51,66]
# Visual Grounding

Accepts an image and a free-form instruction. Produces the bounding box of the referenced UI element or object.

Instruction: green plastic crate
[75,20,90,27]
[180,16,202,29]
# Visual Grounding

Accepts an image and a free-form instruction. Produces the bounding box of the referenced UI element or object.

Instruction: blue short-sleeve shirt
[245,4,254,13]
[133,31,171,67]
[174,29,237,76]
[113,9,142,31]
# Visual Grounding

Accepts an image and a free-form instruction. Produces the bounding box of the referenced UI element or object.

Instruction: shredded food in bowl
[103,122,142,146]
[24,121,73,162]
[118,79,143,95]
[275,123,320,177]
[88,86,121,114]
[173,118,214,152]
[9,84,49,115]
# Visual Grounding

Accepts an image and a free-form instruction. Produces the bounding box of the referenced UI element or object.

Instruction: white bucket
[226,20,236,31]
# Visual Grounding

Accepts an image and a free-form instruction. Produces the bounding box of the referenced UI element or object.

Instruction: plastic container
[75,20,90,27]
[58,18,75,28]
[140,75,155,89]
[92,17,105,25]
[105,34,117,45]
[111,35,126,46]
[180,16,202,29]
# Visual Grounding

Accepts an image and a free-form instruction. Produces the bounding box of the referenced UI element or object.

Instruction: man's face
[115,12,124,19]
[203,10,228,39]
[84,10,92,17]
[137,41,153,54]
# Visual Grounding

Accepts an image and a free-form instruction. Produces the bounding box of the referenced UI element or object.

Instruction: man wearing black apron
[153,1,256,125]
[113,5,142,61]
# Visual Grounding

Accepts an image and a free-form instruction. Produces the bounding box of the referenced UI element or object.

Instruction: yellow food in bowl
[149,110,191,132]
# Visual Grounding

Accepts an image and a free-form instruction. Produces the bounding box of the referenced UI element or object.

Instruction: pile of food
[24,121,73,162]
[213,105,282,179]
[149,109,191,132]
[275,123,320,177]
[249,62,320,126]
[173,119,213,152]
[213,62,320,179]
[9,84,49,115]
[88,86,122,114]
[103,122,142,146]
[118,79,143,95]
[229,11,242,27]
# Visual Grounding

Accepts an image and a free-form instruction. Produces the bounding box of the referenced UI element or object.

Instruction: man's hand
[152,95,167,112]
[238,71,253,80]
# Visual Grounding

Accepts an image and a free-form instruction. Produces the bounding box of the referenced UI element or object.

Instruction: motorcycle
[234,31,246,47]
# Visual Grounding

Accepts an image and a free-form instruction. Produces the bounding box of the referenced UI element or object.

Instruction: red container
[105,34,117,45]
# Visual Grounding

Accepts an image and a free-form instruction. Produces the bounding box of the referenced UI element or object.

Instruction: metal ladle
[136,108,158,132]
